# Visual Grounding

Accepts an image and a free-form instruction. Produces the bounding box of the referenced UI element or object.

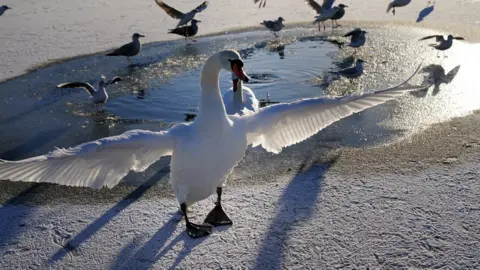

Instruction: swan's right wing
[242,64,424,154]
[0,130,175,189]
[155,0,185,19]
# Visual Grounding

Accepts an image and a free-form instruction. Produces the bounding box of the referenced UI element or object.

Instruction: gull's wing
[338,66,358,76]
[445,65,461,84]
[155,0,185,19]
[306,0,324,14]
[193,1,208,12]
[0,130,175,189]
[106,42,135,57]
[343,28,361,37]
[240,64,424,154]
[107,76,122,85]
[254,0,267,8]
[419,35,444,42]
[57,82,96,96]
[453,37,465,40]
[322,0,335,9]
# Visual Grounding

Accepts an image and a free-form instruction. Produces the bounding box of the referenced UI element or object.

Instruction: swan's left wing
[242,65,424,154]
[0,130,175,189]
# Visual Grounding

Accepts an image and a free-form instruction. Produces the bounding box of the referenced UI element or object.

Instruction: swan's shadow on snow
[253,156,336,269]
[49,166,170,263]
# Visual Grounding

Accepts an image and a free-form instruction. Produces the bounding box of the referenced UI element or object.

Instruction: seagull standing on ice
[106,33,145,65]
[0,5,11,17]
[306,0,348,29]
[419,34,464,58]
[155,0,208,27]
[168,19,201,45]
[343,28,367,53]
[387,0,412,15]
[329,59,365,84]
[261,17,285,37]
[57,75,122,112]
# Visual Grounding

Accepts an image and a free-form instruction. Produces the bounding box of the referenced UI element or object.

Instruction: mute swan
[106,33,145,65]
[56,75,122,112]
[0,50,424,238]
[222,73,259,115]
[419,35,464,58]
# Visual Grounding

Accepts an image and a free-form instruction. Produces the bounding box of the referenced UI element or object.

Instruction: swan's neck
[233,81,244,106]
[197,56,229,127]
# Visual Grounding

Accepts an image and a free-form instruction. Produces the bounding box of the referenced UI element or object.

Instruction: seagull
[306,0,348,29]
[387,0,412,16]
[155,0,208,27]
[329,59,365,84]
[419,34,464,58]
[106,33,145,65]
[343,28,367,53]
[168,19,201,45]
[254,0,267,8]
[0,50,425,239]
[0,5,11,17]
[57,75,122,112]
[312,7,340,31]
[261,17,285,37]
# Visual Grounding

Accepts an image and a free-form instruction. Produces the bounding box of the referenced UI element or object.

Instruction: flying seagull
[0,5,11,17]
[106,33,145,65]
[343,28,367,53]
[155,0,208,27]
[419,34,464,58]
[306,0,348,29]
[387,0,412,15]
[261,17,285,37]
[57,75,122,112]
[168,19,201,45]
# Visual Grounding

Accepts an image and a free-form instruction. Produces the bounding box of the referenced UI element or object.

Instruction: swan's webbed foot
[204,187,233,227]
[181,203,212,239]
[186,221,213,238]
[204,203,233,226]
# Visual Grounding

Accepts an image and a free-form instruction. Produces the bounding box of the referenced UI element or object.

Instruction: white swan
[222,73,259,115]
[0,50,424,238]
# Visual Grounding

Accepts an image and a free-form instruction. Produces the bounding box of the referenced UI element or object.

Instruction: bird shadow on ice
[410,64,460,98]
[253,157,336,269]
[416,1,435,23]
[109,216,206,270]
[49,166,170,263]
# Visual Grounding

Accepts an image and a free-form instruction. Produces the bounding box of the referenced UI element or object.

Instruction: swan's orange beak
[232,65,250,83]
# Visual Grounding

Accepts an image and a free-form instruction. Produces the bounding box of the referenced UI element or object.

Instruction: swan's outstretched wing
[155,0,185,19]
[0,130,174,189]
[57,82,96,96]
[242,64,424,154]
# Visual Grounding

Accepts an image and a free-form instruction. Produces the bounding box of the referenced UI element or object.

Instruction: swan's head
[132,33,145,40]
[218,50,250,83]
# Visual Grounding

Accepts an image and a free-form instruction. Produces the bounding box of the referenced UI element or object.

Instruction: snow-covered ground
[0,0,479,81]
[1,0,480,269]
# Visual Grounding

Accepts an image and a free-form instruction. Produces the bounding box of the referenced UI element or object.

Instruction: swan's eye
[229,59,244,71]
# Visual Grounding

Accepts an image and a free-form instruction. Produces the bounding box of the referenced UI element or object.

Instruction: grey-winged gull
[306,0,348,29]
[156,0,208,27]
[343,28,367,53]
[106,33,145,65]
[0,5,11,17]
[387,0,412,15]
[329,59,365,84]
[261,17,285,37]
[419,34,464,58]
[57,75,122,112]
[168,19,201,45]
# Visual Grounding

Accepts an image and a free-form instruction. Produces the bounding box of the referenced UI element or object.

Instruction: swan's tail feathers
[387,3,394,13]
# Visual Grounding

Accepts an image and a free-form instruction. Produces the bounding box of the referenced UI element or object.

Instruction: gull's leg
[444,51,448,58]
[335,20,341,27]
[318,22,321,31]
[204,187,233,226]
[331,20,335,29]
[181,203,213,238]
[393,8,396,15]
[437,50,440,58]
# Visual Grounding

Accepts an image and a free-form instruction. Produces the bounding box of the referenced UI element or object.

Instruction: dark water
[0,26,478,187]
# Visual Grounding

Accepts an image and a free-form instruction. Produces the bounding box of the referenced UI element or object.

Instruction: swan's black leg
[204,187,233,226]
[181,203,212,238]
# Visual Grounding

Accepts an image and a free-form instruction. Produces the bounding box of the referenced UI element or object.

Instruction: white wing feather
[242,65,424,154]
[0,130,174,189]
